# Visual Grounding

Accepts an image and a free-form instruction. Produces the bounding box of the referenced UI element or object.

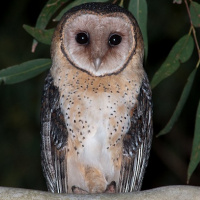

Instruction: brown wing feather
[118,74,153,192]
[40,72,68,193]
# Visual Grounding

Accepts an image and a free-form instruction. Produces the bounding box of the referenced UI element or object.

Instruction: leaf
[0,59,51,85]
[23,25,54,45]
[187,98,200,182]
[54,0,110,21]
[32,0,71,51]
[157,68,197,137]
[151,34,194,89]
[190,1,200,28]
[128,0,148,59]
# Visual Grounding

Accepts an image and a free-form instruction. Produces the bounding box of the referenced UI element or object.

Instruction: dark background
[0,0,199,191]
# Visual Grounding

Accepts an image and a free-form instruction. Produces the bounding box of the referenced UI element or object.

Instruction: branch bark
[0,185,200,200]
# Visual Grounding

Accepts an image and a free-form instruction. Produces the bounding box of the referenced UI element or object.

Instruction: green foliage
[31,0,71,51]
[156,68,197,137]
[128,0,148,58]
[0,59,51,85]
[151,35,194,89]
[0,0,200,184]
[188,99,200,182]
[23,25,54,45]
[190,1,200,28]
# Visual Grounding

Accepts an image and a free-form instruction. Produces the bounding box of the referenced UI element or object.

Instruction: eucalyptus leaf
[32,0,70,51]
[190,1,200,28]
[151,34,194,89]
[54,0,110,21]
[157,68,197,137]
[128,0,148,59]
[187,98,200,182]
[0,59,51,85]
[23,25,54,45]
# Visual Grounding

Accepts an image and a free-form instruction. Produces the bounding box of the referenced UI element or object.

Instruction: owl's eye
[75,32,89,45]
[109,34,122,46]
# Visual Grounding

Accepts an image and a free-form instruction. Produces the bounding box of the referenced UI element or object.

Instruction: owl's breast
[59,70,139,156]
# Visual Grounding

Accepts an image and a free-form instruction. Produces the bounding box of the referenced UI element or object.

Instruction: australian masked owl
[40,2,153,194]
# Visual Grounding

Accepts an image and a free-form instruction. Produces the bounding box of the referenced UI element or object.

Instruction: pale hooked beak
[94,58,101,71]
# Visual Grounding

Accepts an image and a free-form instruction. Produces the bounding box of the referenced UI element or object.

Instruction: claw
[105,181,116,193]
[72,186,89,194]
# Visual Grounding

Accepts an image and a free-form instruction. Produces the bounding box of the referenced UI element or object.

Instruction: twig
[184,0,200,68]
[0,186,200,200]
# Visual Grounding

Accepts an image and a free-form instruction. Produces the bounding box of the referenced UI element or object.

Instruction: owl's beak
[94,58,101,71]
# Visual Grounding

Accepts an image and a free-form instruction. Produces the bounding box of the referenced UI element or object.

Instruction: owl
[40,2,153,194]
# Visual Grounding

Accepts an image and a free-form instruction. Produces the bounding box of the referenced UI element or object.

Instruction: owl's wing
[40,72,68,193]
[118,74,153,192]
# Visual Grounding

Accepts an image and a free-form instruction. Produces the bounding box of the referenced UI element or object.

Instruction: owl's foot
[72,186,89,194]
[105,181,116,193]
[72,181,116,194]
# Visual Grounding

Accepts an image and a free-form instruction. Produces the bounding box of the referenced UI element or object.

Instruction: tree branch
[184,0,200,68]
[0,186,200,200]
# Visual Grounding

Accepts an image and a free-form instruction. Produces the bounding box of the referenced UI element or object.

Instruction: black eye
[109,34,122,46]
[75,32,89,45]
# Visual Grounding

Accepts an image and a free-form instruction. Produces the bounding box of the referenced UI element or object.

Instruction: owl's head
[51,3,144,77]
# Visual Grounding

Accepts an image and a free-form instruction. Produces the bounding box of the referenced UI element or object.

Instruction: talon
[72,186,89,194]
[105,181,116,193]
